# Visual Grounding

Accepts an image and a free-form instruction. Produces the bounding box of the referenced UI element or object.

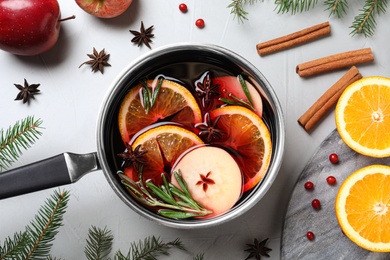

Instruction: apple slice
[213,76,263,118]
[171,146,242,218]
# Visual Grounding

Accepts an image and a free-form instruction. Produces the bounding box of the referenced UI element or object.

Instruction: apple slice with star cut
[171,146,243,218]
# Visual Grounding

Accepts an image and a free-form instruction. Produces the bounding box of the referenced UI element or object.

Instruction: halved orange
[118,79,202,143]
[124,125,204,186]
[209,105,272,192]
[335,164,390,252]
[335,76,390,158]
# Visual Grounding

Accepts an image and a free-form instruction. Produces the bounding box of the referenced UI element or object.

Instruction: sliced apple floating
[171,146,242,218]
[213,75,263,118]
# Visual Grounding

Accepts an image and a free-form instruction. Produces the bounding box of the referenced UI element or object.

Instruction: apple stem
[59,15,76,23]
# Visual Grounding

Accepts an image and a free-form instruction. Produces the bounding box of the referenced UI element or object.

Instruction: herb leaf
[118,169,212,219]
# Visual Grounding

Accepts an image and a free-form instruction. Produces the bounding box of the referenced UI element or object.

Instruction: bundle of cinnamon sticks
[256,22,375,132]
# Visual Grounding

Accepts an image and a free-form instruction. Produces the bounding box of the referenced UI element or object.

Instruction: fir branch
[85,226,113,260]
[324,0,349,18]
[350,0,387,37]
[228,0,261,22]
[25,190,70,259]
[193,253,205,260]
[0,231,29,260]
[275,0,319,14]
[0,116,43,172]
[115,236,185,260]
[0,190,69,260]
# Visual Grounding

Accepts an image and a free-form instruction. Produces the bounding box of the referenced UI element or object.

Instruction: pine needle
[324,0,349,18]
[0,116,43,172]
[115,236,185,260]
[0,190,70,260]
[84,226,113,260]
[228,0,261,22]
[350,0,388,37]
[275,0,319,14]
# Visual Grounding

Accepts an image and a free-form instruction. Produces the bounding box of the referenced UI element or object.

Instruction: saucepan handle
[0,152,100,199]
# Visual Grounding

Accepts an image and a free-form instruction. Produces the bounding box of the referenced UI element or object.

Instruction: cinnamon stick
[296,48,374,77]
[298,66,362,132]
[256,22,331,56]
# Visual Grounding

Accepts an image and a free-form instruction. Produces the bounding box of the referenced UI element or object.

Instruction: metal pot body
[96,43,285,229]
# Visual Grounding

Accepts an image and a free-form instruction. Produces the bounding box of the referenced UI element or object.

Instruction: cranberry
[306,231,315,240]
[326,176,337,185]
[179,3,188,13]
[311,199,321,210]
[195,18,205,28]
[304,181,314,190]
[329,153,339,164]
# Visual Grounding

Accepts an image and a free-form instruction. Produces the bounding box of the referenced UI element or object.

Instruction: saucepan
[0,43,285,229]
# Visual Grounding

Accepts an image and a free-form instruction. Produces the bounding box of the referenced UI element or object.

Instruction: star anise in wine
[14,79,40,104]
[117,143,148,170]
[196,171,215,192]
[79,48,111,74]
[195,113,224,143]
[196,71,220,108]
[245,238,272,260]
[130,21,154,49]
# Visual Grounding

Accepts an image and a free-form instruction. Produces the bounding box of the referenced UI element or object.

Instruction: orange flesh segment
[118,79,202,143]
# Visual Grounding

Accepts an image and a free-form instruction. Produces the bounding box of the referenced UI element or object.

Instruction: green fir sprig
[84,226,113,260]
[229,0,388,37]
[0,116,43,172]
[228,0,261,22]
[115,236,185,260]
[0,189,70,259]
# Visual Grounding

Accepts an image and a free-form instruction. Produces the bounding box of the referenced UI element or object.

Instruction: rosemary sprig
[115,236,185,260]
[0,116,43,172]
[219,74,256,111]
[118,169,212,219]
[84,226,113,260]
[0,189,70,259]
[140,78,163,114]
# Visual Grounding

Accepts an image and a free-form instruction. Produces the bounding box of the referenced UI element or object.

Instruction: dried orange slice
[335,76,390,158]
[124,125,203,186]
[335,164,390,252]
[209,105,272,192]
[118,79,202,143]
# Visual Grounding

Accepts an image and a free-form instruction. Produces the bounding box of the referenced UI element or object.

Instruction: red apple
[75,0,133,18]
[0,0,69,56]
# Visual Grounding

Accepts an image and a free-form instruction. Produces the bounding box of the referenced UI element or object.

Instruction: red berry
[329,153,339,164]
[195,18,205,28]
[307,231,315,240]
[304,181,314,190]
[179,3,187,13]
[311,199,321,209]
[326,176,336,185]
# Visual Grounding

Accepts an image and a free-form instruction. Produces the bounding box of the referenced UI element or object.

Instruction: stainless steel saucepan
[0,43,285,229]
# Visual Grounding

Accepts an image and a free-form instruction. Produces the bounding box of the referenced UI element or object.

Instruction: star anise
[130,21,154,49]
[117,143,148,170]
[195,113,224,143]
[14,79,40,104]
[195,71,220,108]
[245,238,272,260]
[79,48,111,74]
[196,171,215,192]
